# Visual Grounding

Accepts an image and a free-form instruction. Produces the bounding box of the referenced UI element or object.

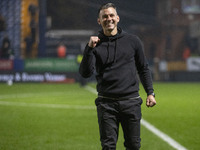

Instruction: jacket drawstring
[106,41,110,63]
[106,38,118,65]
[114,39,117,63]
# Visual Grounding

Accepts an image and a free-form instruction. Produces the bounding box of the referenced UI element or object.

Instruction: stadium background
[0,0,200,82]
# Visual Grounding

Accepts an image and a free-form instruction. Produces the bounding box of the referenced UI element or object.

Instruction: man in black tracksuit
[79,3,156,150]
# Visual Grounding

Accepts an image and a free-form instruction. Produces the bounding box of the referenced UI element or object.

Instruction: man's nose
[107,16,112,20]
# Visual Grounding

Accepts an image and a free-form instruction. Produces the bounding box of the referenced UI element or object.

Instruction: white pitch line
[0,101,95,110]
[84,85,98,95]
[141,119,187,150]
[0,92,68,100]
[84,85,188,150]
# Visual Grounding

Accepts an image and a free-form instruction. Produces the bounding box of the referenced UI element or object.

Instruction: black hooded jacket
[79,27,154,99]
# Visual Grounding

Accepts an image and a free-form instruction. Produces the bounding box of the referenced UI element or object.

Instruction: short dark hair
[98,3,117,16]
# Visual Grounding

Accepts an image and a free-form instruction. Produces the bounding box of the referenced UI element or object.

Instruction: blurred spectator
[182,46,191,61]
[77,50,87,87]
[28,4,38,17]
[1,35,11,59]
[24,36,33,58]
[165,34,172,60]
[57,44,67,58]
[28,3,38,50]
[0,14,6,32]
[148,43,156,65]
[30,18,37,43]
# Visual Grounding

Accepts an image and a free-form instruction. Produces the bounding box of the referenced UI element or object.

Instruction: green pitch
[0,82,199,150]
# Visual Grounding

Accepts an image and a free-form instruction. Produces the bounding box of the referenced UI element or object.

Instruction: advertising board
[0,72,75,83]
[24,58,79,72]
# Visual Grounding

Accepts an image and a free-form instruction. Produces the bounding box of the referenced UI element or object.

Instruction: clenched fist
[146,95,156,107]
[88,36,100,48]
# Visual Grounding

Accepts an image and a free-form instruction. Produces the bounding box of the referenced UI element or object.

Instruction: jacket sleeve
[79,44,95,78]
[134,37,154,95]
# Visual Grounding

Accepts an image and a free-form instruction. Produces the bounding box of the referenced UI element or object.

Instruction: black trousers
[95,97,143,150]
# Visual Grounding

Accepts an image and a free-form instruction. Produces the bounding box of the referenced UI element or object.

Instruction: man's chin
[106,27,115,32]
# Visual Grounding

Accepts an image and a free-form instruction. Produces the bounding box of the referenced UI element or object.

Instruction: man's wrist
[148,93,155,97]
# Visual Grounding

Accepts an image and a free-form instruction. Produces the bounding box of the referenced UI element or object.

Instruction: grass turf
[0,82,199,150]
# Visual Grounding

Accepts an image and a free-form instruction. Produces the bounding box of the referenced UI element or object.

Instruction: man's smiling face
[98,7,120,36]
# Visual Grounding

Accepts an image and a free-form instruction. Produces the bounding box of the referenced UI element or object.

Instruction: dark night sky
[47,0,156,30]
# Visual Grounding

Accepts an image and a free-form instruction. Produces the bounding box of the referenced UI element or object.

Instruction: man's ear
[117,15,120,23]
[97,18,101,25]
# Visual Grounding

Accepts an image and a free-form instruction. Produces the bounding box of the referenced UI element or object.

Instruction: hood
[98,27,124,41]
[98,27,125,65]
